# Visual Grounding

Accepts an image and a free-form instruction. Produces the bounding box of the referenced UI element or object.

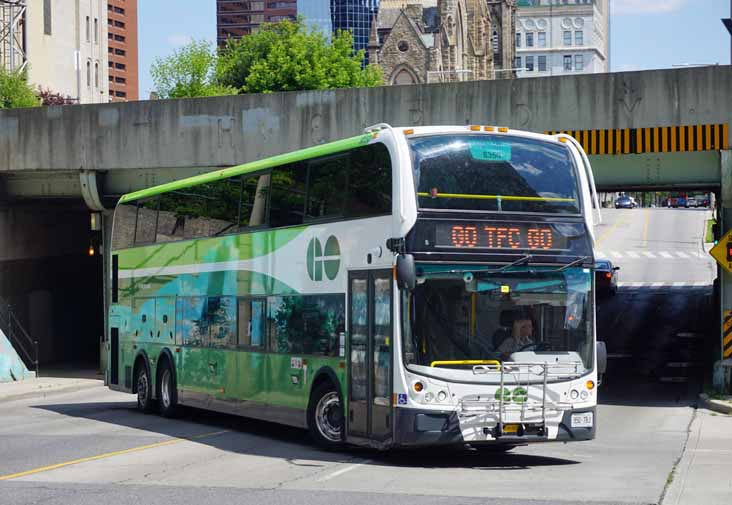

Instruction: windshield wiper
[557,255,591,271]
[494,254,532,273]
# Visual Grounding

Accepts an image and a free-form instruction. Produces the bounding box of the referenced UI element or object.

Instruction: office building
[297,0,332,36]
[107,0,138,101]
[514,0,609,77]
[217,0,297,46]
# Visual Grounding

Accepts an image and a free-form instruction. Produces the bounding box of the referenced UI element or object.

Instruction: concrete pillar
[717,150,732,390]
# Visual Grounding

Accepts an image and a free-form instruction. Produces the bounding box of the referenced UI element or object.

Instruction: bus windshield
[402,266,593,377]
[408,134,581,214]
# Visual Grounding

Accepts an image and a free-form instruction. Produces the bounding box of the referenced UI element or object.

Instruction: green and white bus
[108,124,605,450]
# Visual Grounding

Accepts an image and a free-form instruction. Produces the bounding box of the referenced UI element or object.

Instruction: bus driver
[498,318,534,357]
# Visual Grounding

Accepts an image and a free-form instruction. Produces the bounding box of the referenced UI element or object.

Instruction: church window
[398,40,409,52]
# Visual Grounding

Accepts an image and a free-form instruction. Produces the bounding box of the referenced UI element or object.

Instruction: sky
[138,0,732,99]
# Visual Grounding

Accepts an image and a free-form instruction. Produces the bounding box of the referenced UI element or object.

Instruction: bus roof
[119,132,374,204]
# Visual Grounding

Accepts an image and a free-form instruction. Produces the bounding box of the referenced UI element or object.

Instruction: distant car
[615,196,635,209]
[700,197,710,208]
[595,259,619,296]
[687,197,697,208]
[677,196,688,208]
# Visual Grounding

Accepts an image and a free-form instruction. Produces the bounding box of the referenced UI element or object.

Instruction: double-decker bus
[108,124,604,451]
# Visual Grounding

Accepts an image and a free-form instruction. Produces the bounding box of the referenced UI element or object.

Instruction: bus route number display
[435,222,567,251]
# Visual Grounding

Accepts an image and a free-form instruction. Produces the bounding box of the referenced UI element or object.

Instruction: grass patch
[705,219,716,243]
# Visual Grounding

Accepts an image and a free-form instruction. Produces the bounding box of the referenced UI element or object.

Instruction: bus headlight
[437,391,447,402]
[580,390,589,400]
[570,389,579,400]
[424,392,434,403]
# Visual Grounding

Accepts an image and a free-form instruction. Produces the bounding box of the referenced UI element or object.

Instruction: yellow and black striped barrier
[545,124,729,155]
[724,310,732,359]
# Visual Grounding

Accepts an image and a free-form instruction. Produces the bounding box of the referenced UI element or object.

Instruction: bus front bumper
[393,406,596,447]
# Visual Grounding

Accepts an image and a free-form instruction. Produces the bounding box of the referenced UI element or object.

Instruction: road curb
[0,381,105,403]
[698,393,732,414]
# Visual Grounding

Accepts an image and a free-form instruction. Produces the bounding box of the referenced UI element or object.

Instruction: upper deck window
[408,134,581,214]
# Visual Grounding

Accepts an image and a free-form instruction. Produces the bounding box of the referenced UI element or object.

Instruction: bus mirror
[596,341,607,376]
[397,254,416,291]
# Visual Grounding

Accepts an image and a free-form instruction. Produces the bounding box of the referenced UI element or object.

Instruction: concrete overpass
[1,65,731,372]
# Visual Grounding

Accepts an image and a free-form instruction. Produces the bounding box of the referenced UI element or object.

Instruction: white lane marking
[610,251,623,258]
[651,282,665,287]
[317,463,366,482]
[595,251,606,259]
[672,282,686,287]
[659,252,673,259]
[642,251,656,259]
[626,251,640,259]
[675,251,690,259]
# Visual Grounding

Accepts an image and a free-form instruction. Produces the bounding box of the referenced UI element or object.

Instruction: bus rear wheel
[135,364,154,414]
[308,382,344,449]
[158,362,179,418]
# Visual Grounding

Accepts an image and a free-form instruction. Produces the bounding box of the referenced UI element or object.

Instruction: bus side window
[111,201,137,250]
[178,297,208,347]
[240,173,270,228]
[134,197,159,246]
[347,143,392,218]
[208,296,237,349]
[305,154,347,221]
[269,163,307,228]
[237,298,266,348]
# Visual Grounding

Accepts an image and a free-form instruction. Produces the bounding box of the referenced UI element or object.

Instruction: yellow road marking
[642,208,650,246]
[0,430,229,482]
[595,212,632,249]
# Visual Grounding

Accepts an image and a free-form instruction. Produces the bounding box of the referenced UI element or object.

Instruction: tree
[217,18,382,94]
[150,40,237,99]
[0,68,40,109]
[37,87,76,106]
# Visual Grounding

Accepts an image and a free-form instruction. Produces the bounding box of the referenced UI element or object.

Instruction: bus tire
[135,362,155,414]
[157,361,179,418]
[307,382,344,449]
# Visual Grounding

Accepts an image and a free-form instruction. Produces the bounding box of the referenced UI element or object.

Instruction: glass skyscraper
[298,0,379,61]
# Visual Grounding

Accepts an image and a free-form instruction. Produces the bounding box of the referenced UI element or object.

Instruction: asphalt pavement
[0,208,724,505]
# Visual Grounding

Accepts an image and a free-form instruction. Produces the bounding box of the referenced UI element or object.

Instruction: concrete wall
[1,66,731,177]
[0,327,32,383]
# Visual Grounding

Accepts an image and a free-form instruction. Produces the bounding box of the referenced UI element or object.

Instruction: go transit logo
[307,235,341,281]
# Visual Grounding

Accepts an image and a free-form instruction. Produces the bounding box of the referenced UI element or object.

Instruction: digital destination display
[434,222,569,251]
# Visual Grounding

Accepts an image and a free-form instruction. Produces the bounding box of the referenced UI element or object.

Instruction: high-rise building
[296,0,332,36]
[217,0,297,46]
[331,0,379,57]
[107,0,138,101]
[514,0,609,77]
[23,0,109,104]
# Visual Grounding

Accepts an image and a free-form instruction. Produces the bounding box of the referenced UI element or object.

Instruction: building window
[538,55,547,72]
[115,76,126,84]
[94,18,98,43]
[86,61,91,86]
[575,54,584,71]
[86,16,90,42]
[575,31,583,46]
[526,32,534,47]
[43,0,52,35]
[515,56,522,70]
[525,56,534,72]
[115,91,127,98]
[563,31,572,46]
[538,31,546,47]
[563,55,573,71]
[516,32,521,48]
[95,62,99,88]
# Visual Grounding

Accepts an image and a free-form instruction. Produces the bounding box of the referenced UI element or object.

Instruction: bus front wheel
[135,363,155,414]
[158,361,179,418]
[307,382,344,449]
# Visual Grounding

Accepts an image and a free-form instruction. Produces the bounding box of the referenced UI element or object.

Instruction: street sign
[709,229,732,273]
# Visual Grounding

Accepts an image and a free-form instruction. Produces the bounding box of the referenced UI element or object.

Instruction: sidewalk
[663,407,732,505]
[0,376,104,402]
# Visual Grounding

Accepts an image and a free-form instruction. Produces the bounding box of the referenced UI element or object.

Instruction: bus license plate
[571,412,593,428]
[502,424,519,434]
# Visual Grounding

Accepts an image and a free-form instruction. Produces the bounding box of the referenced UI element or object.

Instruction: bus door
[347,270,392,442]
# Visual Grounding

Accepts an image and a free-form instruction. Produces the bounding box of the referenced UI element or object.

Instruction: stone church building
[369,0,516,85]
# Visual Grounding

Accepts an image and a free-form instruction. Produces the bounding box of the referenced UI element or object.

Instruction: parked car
[595,259,619,296]
[615,195,635,209]
[700,196,711,208]
[687,197,697,208]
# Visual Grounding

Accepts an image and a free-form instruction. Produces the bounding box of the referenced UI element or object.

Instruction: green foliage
[150,40,237,99]
[217,18,383,93]
[0,68,40,109]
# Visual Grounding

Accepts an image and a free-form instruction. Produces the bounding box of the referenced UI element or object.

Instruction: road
[0,209,717,505]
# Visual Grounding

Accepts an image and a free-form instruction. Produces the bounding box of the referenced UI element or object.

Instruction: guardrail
[0,301,39,378]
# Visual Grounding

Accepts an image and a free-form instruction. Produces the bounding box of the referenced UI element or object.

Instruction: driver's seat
[492,310,515,350]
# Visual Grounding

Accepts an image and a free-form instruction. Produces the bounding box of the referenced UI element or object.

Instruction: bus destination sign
[434,222,569,251]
